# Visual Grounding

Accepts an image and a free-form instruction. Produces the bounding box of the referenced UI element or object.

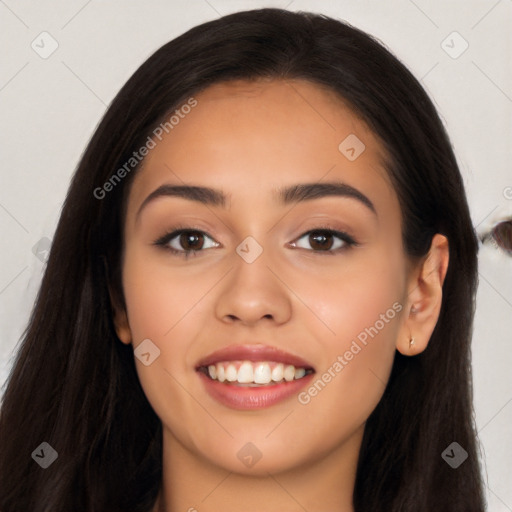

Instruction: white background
[1,0,511,509]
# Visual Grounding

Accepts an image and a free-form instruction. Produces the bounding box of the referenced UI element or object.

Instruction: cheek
[121,248,206,342]
[303,243,405,353]
[119,246,217,428]
[294,247,405,429]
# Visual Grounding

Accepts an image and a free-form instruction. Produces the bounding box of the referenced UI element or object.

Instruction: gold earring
[409,337,415,349]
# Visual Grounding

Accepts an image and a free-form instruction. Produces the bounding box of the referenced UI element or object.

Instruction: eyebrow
[136,181,376,220]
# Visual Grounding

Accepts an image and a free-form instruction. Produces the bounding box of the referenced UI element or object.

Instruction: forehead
[126,78,396,219]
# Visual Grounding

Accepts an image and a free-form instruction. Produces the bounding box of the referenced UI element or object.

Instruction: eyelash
[153,223,358,259]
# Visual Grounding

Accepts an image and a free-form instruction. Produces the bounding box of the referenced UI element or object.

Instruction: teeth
[283,365,295,382]
[295,368,306,379]
[205,361,310,385]
[254,363,272,384]
[271,363,284,382]
[225,364,237,382]
[237,362,254,383]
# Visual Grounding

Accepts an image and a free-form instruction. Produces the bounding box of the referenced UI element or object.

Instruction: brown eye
[154,228,219,257]
[308,231,335,251]
[481,219,512,255]
[291,228,356,253]
[179,231,205,251]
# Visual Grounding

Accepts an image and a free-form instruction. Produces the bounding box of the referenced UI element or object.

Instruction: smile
[195,344,316,409]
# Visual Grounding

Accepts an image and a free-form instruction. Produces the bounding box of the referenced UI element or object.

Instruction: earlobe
[112,306,133,345]
[107,285,132,345]
[397,234,449,356]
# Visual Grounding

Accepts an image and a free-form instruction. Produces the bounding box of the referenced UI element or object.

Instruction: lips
[195,344,315,410]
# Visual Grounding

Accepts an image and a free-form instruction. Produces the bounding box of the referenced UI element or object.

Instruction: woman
[0,8,485,512]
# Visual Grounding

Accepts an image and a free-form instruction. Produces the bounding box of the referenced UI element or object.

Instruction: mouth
[197,361,314,386]
[195,345,316,409]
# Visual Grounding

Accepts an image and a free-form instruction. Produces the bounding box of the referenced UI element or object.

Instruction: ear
[108,284,132,345]
[397,234,449,356]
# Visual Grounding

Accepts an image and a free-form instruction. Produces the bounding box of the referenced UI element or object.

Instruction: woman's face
[116,79,413,475]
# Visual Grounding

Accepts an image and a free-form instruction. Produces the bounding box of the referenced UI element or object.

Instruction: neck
[153,425,362,512]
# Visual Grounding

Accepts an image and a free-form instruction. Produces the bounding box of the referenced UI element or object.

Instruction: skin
[112,79,449,512]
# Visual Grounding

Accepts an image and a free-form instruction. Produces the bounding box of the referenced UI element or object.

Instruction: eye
[481,219,512,255]
[154,224,357,259]
[290,227,357,254]
[154,228,219,258]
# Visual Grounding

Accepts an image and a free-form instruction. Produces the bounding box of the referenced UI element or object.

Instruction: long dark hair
[0,8,485,511]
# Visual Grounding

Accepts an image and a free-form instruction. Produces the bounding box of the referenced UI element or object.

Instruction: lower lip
[197,371,315,410]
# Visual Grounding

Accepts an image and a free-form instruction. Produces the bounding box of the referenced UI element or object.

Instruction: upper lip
[195,344,314,370]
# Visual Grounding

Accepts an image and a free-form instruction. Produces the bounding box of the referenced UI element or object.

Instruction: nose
[214,249,293,327]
